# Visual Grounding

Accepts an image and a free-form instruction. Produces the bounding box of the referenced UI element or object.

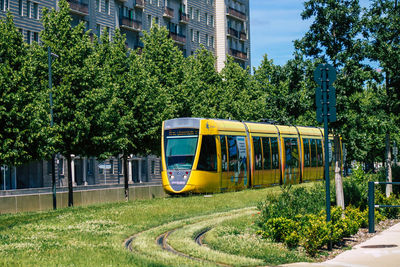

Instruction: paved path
[282,222,400,267]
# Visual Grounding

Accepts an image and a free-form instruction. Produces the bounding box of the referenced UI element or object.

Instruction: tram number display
[165,128,199,137]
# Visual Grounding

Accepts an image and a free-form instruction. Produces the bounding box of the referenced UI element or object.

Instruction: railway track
[124,207,260,266]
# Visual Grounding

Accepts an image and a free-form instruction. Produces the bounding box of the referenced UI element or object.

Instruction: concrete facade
[0,0,251,70]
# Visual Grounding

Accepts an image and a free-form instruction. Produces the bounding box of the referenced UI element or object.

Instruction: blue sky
[250,0,311,68]
[250,0,370,69]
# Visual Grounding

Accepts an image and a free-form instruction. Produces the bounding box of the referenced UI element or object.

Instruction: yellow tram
[161,118,339,194]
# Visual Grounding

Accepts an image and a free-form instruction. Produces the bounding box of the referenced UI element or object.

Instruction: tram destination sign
[165,128,199,136]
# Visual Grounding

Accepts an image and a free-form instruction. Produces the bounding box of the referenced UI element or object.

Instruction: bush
[375,191,400,219]
[262,217,298,243]
[257,184,325,225]
[300,216,330,257]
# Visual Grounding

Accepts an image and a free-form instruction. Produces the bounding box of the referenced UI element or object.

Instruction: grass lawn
[0,185,309,266]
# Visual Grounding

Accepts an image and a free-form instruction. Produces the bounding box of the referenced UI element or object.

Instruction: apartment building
[0,0,250,70]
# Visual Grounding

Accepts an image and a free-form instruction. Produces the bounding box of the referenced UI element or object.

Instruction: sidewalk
[282,222,400,267]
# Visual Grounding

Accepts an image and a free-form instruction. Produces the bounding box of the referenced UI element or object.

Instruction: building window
[96,24,100,37]
[18,0,23,15]
[155,16,159,25]
[27,1,31,18]
[33,31,38,43]
[118,159,123,174]
[196,9,200,22]
[106,26,111,40]
[205,34,209,46]
[210,36,214,48]
[205,13,208,25]
[196,31,200,43]
[97,0,101,12]
[33,2,38,19]
[1,0,9,11]
[190,29,194,42]
[211,15,214,27]
[148,14,152,28]
[27,30,31,44]
[105,0,109,15]
[189,7,193,19]
[59,158,64,175]
[110,159,115,174]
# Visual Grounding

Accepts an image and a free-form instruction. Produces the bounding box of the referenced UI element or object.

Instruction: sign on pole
[314,63,337,250]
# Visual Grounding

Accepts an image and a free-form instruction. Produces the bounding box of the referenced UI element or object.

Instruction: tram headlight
[183,175,188,179]
[170,175,175,179]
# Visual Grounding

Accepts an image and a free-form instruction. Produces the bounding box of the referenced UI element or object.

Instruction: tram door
[283,137,300,185]
[220,136,229,191]
[252,137,262,186]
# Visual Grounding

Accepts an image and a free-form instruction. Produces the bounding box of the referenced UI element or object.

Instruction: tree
[219,56,265,121]
[179,47,223,118]
[295,0,380,165]
[363,0,400,196]
[253,53,316,125]
[0,13,49,186]
[40,0,109,206]
[140,23,185,117]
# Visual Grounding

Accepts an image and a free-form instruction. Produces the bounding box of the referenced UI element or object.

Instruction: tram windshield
[165,136,198,170]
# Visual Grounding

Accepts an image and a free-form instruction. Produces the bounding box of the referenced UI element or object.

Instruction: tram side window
[284,138,299,168]
[197,135,217,172]
[253,137,262,170]
[328,139,334,166]
[303,139,311,167]
[316,139,323,166]
[220,135,228,172]
[271,138,279,169]
[227,136,239,172]
[310,139,317,167]
[262,137,272,170]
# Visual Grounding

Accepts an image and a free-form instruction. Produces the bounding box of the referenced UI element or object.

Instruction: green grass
[202,214,312,266]
[0,186,307,266]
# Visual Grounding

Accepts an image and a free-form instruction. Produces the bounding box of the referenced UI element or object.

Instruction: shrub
[262,217,298,243]
[284,231,301,249]
[300,216,330,257]
[257,184,325,225]
[375,191,400,219]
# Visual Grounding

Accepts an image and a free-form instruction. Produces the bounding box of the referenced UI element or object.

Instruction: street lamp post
[48,47,58,210]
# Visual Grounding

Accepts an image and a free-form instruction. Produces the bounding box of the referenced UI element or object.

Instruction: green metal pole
[48,47,56,210]
[323,67,331,250]
[368,181,375,233]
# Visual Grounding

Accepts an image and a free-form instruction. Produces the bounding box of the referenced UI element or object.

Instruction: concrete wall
[0,185,167,214]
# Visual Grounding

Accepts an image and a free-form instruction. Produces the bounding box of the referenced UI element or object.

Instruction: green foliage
[257,184,325,223]
[0,13,49,166]
[256,180,395,257]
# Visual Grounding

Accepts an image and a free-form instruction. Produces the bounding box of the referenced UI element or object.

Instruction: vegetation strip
[166,209,265,266]
[125,207,260,266]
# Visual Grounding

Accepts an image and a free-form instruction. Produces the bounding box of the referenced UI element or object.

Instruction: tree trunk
[386,132,393,197]
[123,154,129,201]
[66,154,74,206]
[334,136,345,210]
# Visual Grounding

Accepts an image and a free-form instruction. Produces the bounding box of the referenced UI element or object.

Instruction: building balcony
[163,7,174,19]
[227,27,239,38]
[135,0,145,9]
[229,48,247,61]
[120,17,142,32]
[67,0,89,16]
[180,12,189,24]
[240,31,247,40]
[227,7,246,21]
[169,32,186,45]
